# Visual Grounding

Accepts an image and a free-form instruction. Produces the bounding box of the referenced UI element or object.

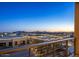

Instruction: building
[0,36,28,48]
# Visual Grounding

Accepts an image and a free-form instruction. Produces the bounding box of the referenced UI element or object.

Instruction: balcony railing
[28,38,74,57]
[0,38,74,57]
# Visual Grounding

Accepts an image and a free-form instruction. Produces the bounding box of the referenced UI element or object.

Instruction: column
[12,41,15,48]
[17,41,20,46]
[6,42,9,47]
[25,40,27,45]
[75,2,79,56]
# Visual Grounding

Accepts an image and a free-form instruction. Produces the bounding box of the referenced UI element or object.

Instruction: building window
[9,42,12,46]
[0,43,6,47]
[20,41,25,45]
[23,41,25,45]
[15,41,17,45]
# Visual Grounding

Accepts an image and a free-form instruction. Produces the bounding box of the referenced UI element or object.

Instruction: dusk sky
[0,2,74,32]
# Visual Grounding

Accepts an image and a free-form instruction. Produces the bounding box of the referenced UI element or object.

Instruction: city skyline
[0,2,74,32]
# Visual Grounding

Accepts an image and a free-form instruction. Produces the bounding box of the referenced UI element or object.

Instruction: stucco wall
[75,2,79,56]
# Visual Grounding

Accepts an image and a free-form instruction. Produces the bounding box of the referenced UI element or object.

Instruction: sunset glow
[0,2,74,32]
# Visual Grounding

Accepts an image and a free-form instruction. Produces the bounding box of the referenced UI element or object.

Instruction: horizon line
[0,30,74,33]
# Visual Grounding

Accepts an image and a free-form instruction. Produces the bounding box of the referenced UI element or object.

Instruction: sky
[0,2,75,32]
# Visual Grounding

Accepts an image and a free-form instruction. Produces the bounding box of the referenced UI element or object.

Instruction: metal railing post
[66,40,68,56]
[53,43,55,57]
[74,37,76,56]
[29,48,31,57]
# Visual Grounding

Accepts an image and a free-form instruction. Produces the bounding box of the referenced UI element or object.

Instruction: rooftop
[0,36,23,40]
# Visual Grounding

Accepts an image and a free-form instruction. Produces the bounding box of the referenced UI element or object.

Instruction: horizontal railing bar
[28,38,74,48]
